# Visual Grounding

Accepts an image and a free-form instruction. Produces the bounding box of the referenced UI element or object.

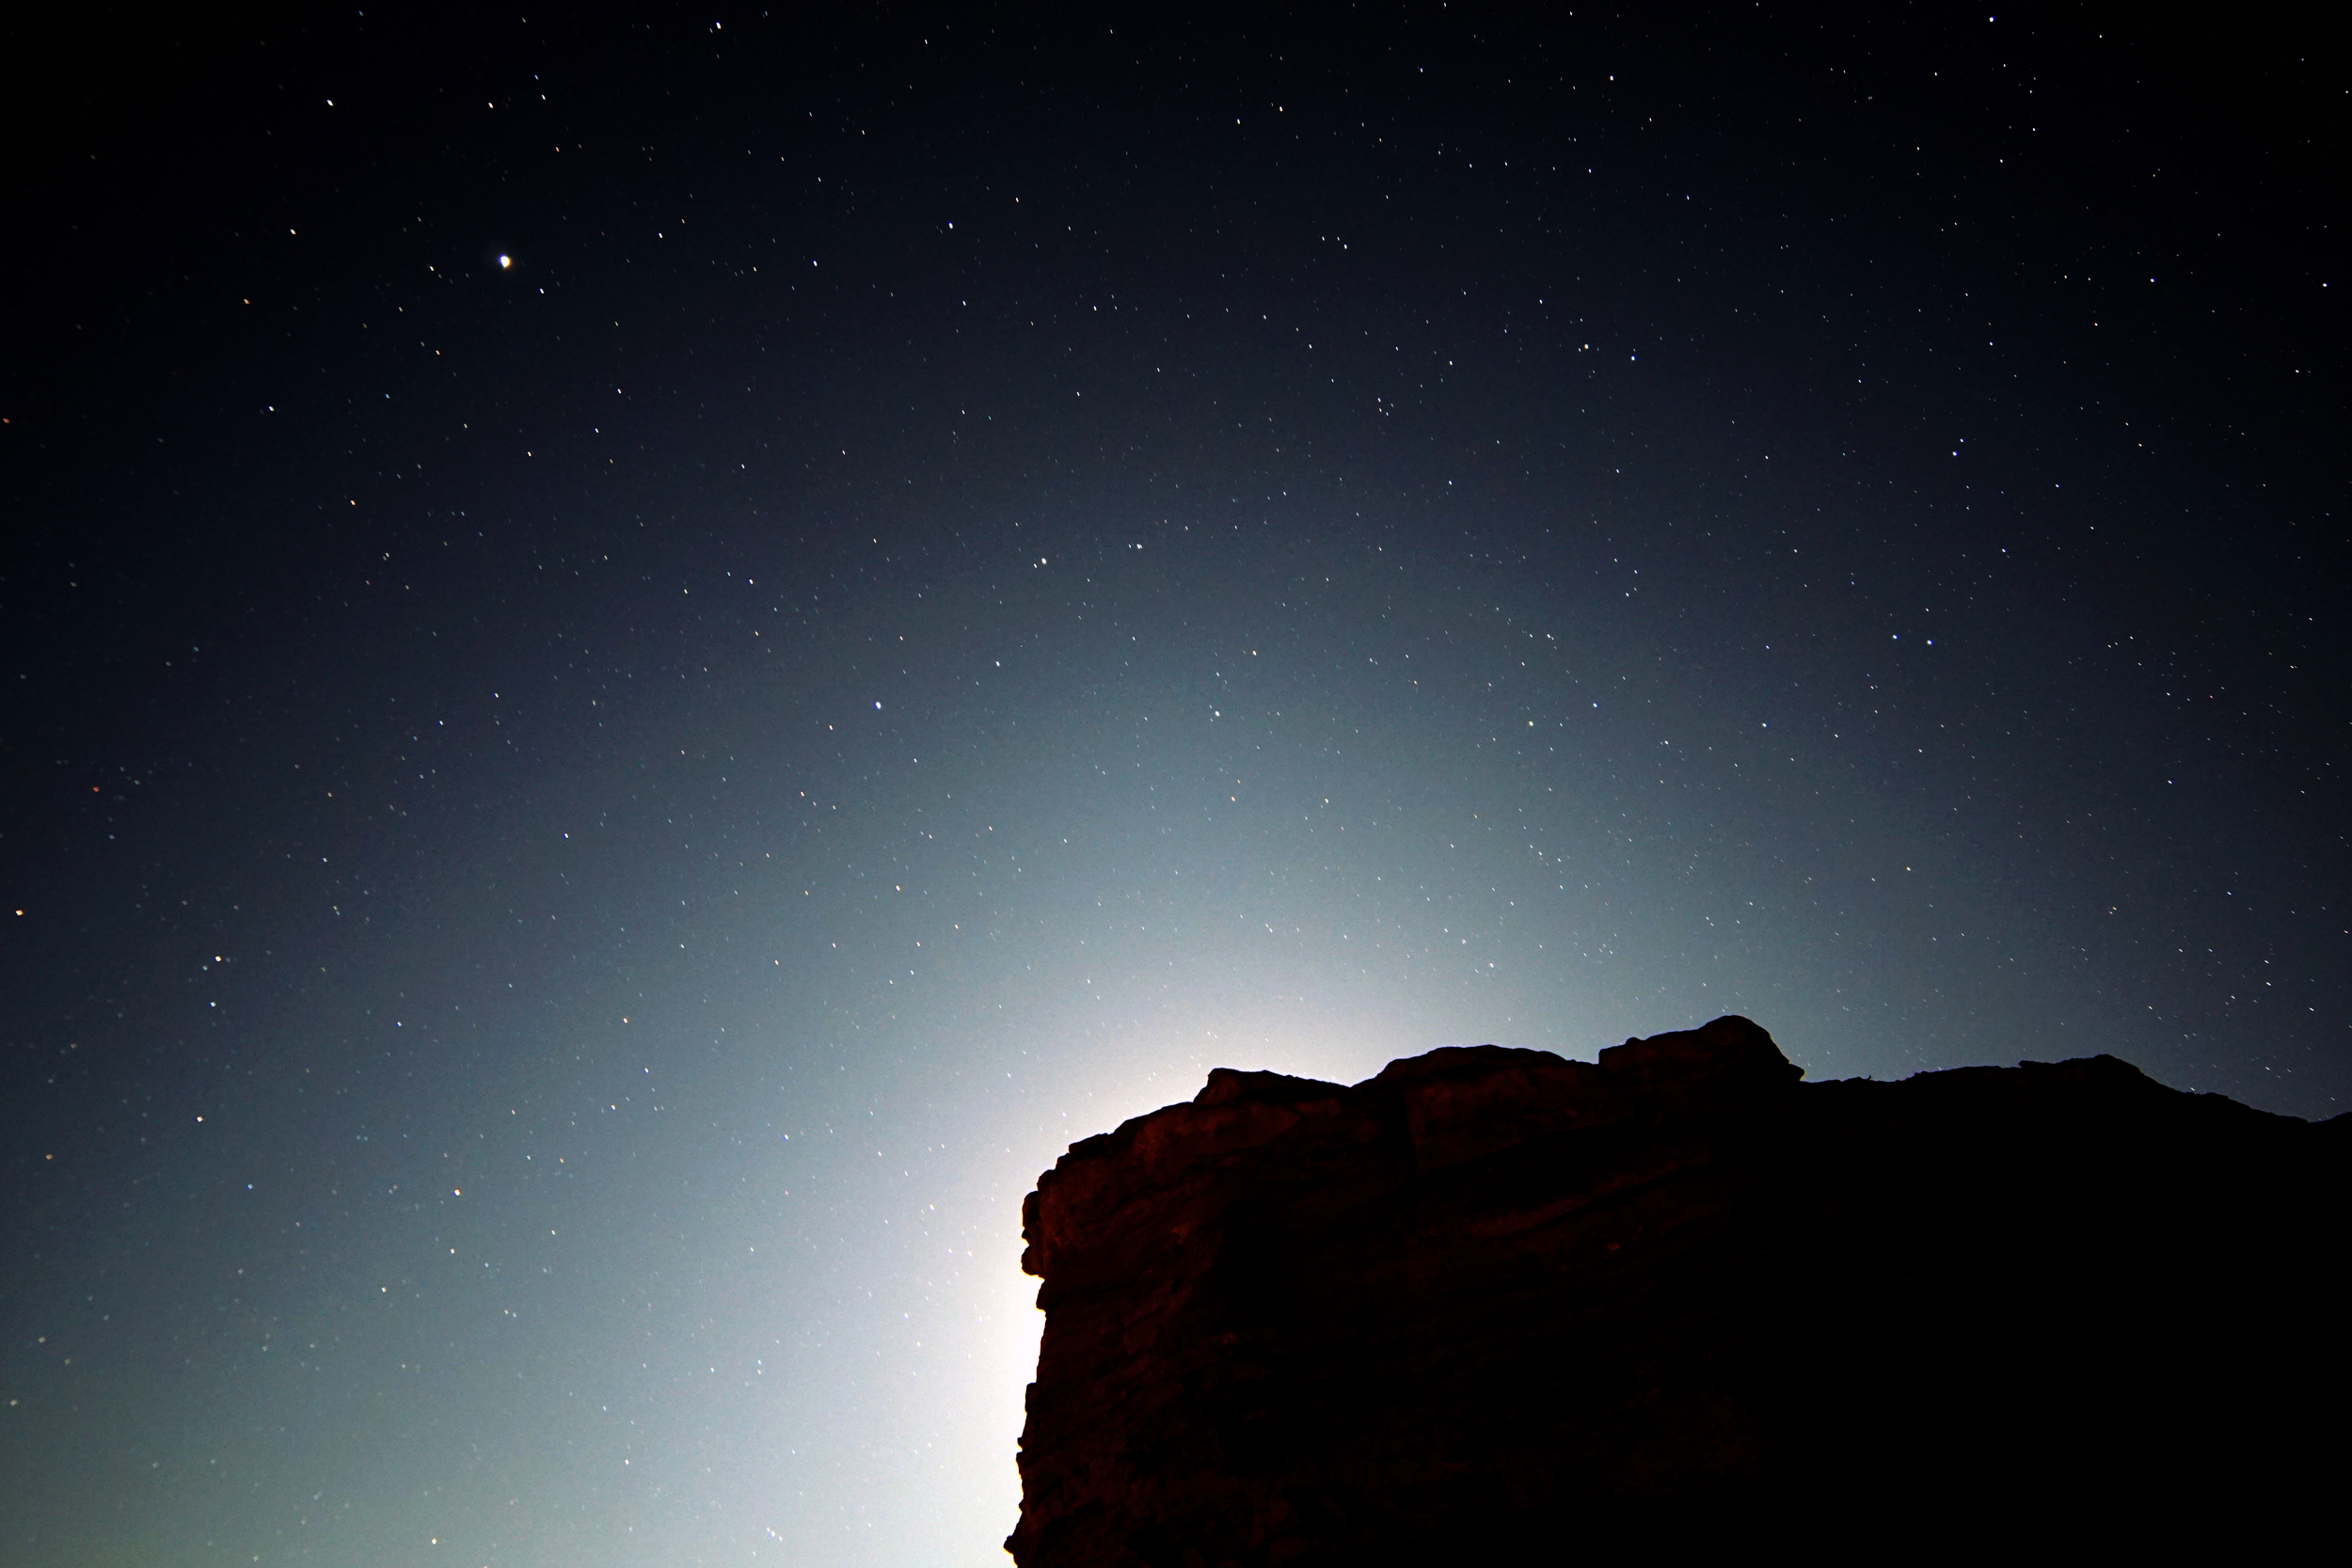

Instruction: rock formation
[1008,1018,2347,1563]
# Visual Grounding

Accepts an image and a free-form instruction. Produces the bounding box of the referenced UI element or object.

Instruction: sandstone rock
[1007,1017,2348,1563]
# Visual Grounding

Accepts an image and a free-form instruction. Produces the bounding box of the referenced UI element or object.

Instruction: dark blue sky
[5,4,2343,1562]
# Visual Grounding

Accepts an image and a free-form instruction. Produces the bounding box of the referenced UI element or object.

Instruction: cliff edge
[1009,1018,2347,1563]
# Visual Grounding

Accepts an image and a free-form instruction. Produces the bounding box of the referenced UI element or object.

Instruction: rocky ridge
[1008,1018,2347,1563]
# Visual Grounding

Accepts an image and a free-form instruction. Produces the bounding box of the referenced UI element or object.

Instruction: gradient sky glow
[5,6,2344,1563]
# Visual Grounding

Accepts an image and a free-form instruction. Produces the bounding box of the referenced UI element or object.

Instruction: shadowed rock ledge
[1007,1018,2347,1564]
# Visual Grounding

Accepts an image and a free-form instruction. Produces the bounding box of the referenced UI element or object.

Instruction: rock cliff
[1008,1018,2347,1563]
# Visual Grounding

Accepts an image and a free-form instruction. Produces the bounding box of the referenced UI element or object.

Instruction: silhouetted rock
[1008,1017,2348,1563]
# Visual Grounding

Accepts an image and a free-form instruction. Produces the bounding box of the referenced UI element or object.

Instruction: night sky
[4,5,2343,1563]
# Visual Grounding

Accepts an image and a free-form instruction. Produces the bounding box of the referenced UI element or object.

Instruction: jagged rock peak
[1007,1019,2348,1564]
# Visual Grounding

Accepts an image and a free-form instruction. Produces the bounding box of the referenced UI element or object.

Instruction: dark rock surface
[1008,1018,2348,1563]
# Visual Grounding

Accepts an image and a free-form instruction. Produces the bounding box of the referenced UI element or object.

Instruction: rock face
[1008,1018,2348,1563]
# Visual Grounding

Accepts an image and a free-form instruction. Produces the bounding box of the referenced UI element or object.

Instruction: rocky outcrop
[1008,1018,2348,1563]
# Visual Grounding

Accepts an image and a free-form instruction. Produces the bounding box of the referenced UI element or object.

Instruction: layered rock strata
[1008,1018,2347,1564]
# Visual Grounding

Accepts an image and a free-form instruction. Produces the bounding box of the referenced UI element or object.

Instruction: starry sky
[3,5,2343,1563]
